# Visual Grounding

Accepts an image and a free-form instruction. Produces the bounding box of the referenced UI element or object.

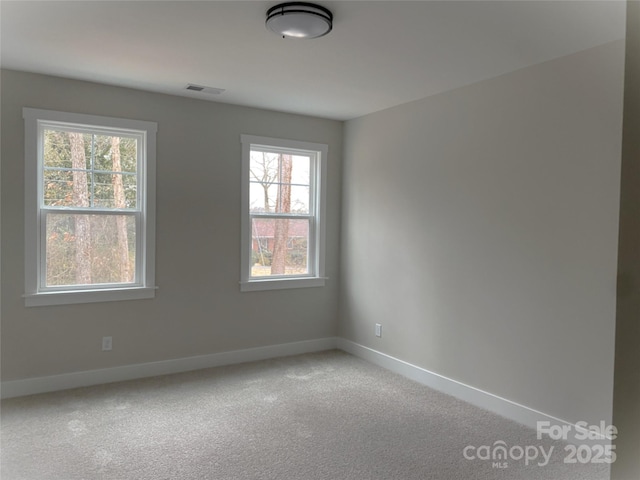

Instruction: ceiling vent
[185,84,225,95]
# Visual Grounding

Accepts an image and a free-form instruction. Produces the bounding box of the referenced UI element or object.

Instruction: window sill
[240,277,326,292]
[24,286,157,307]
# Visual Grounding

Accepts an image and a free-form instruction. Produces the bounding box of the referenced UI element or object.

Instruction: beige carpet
[1,350,609,479]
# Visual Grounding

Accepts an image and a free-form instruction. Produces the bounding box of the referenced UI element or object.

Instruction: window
[240,135,327,291]
[23,108,157,306]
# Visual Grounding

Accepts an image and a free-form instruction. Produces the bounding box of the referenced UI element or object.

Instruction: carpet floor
[1,350,609,480]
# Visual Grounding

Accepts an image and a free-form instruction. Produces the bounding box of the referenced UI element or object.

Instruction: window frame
[240,135,327,292]
[23,108,157,306]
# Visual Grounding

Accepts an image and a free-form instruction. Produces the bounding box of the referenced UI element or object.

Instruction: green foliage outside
[44,130,137,208]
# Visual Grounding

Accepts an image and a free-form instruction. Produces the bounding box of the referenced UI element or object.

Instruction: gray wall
[340,41,625,426]
[1,29,632,458]
[612,1,640,478]
[0,70,342,380]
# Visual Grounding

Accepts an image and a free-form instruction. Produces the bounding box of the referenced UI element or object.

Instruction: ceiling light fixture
[266,2,333,39]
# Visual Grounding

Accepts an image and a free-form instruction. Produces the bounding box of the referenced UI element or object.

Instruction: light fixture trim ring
[266,2,333,39]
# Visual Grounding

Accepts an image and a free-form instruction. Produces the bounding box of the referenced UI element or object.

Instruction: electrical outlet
[375,323,382,338]
[102,336,113,351]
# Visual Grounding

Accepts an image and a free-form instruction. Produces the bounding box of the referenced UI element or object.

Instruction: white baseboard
[336,338,610,446]
[1,337,338,399]
[1,335,610,445]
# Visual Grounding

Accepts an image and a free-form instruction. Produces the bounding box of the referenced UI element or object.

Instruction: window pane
[43,169,74,207]
[45,213,136,286]
[93,135,137,173]
[249,151,279,212]
[93,173,137,209]
[123,174,138,207]
[43,129,73,168]
[249,151,311,213]
[290,155,310,186]
[251,218,309,277]
[290,185,310,214]
[119,137,138,173]
[93,173,115,207]
[44,129,94,169]
[249,181,277,213]
[43,169,92,208]
[92,135,114,171]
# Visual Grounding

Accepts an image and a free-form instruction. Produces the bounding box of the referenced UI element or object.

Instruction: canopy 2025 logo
[462,420,617,469]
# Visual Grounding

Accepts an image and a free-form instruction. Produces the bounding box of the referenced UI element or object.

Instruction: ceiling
[0,1,626,120]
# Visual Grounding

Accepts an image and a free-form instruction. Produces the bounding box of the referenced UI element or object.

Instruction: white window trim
[240,135,327,292]
[23,108,157,306]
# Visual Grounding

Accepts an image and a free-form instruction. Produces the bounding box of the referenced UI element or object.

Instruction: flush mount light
[266,2,333,39]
